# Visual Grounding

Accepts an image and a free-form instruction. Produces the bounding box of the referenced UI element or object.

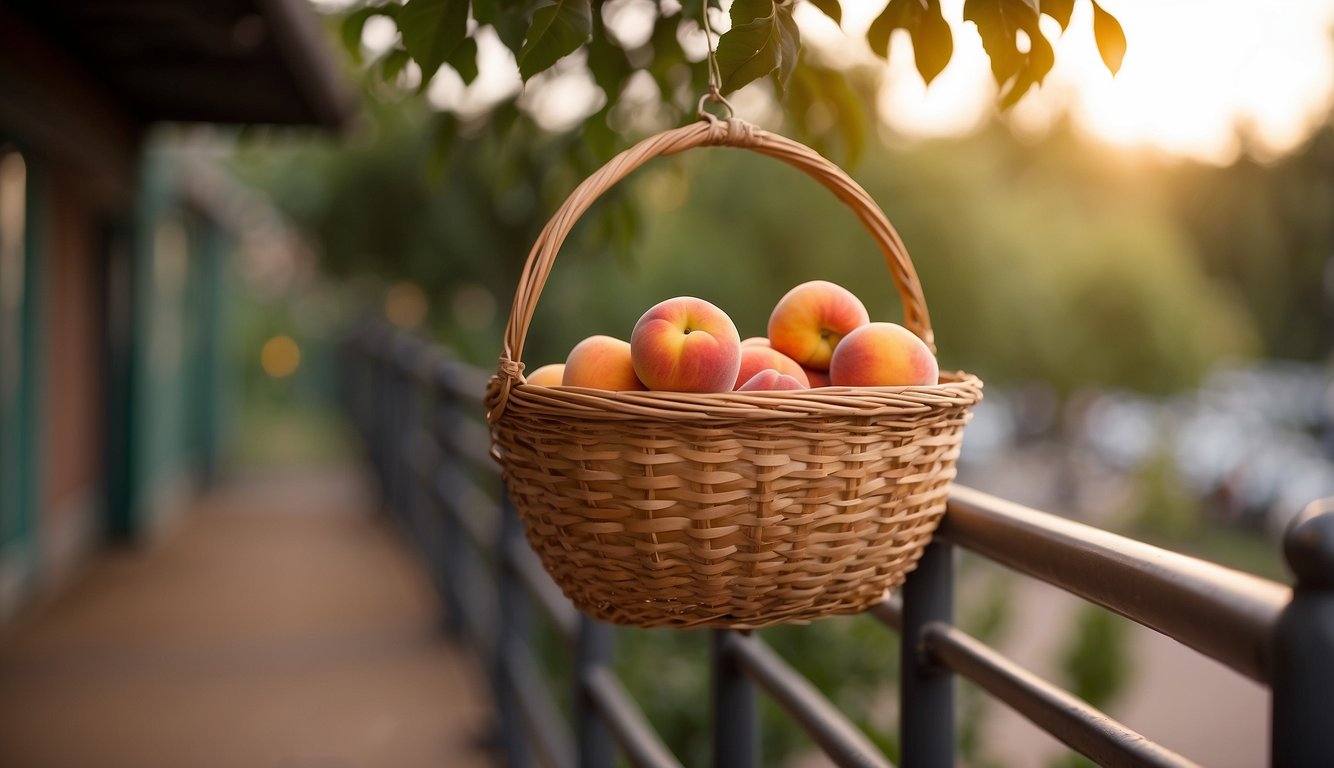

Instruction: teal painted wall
[114,145,232,539]
[0,147,45,591]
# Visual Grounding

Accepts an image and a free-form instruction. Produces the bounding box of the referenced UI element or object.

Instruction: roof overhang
[6,0,354,129]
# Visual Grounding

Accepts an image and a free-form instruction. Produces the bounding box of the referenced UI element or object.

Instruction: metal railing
[343,322,1334,768]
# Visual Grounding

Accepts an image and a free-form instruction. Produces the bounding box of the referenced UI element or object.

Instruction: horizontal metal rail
[504,535,580,642]
[868,596,903,632]
[875,590,1194,767]
[944,485,1290,684]
[427,462,500,555]
[344,321,1334,768]
[583,666,684,768]
[922,621,1198,768]
[722,632,894,768]
[504,637,576,768]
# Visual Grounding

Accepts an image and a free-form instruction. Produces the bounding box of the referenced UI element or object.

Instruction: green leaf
[964,0,1053,107]
[714,10,782,94]
[964,0,1039,83]
[715,0,802,96]
[447,37,480,84]
[518,0,594,82]
[340,4,400,65]
[473,0,529,53]
[807,0,842,27]
[867,0,953,85]
[379,47,413,82]
[775,2,802,97]
[997,25,1052,107]
[913,0,952,85]
[399,0,469,83]
[730,0,774,28]
[1091,1,1126,75]
[866,0,916,60]
[1040,0,1074,31]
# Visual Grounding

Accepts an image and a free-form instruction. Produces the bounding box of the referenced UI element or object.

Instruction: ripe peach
[526,363,565,386]
[741,336,771,347]
[737,368,806,391]
[563,336,647,391]
[803,366,832,388]
[768,280,870,371]
[734,344,810,389]
[630,296,741,392]
[828,322,938,387]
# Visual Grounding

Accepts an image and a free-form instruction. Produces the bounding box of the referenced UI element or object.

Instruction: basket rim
[493,369,982,423]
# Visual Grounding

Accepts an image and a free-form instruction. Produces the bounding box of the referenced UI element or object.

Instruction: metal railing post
[711,630,758,768]
[577,616,616,768]
[901,536,956,765]
[497,493,532,768]
[1272,497,1334,767]
[431,364,465,639]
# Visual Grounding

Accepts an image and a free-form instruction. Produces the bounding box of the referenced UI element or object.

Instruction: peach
[734,344,810,389]
[803,366,832,388]
[526,363,565,386]
[768,280,870,371]
[741,336,771,347]
[562,336,647,391]
[630,296,741,392]
[828,322,938,387]
[738,368,806,391]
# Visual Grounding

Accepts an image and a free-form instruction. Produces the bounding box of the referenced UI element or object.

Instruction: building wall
[0,146,40,623]
[39,168,106,586]
[0,12,233,622]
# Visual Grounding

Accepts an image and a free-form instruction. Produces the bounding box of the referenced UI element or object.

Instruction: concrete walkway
[0,466,497,768]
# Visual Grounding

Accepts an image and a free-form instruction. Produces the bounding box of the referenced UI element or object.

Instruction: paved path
[0,466,497,768]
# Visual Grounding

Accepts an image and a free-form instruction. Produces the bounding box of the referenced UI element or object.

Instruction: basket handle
[488,115,934,423]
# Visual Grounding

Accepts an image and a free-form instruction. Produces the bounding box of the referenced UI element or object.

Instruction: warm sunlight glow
[804,0,1334,163]
[1046,1,1334,162]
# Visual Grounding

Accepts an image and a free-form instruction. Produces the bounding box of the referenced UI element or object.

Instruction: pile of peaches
[524,280,939,393]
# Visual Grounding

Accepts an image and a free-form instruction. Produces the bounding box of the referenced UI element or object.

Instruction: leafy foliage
[714,0,801,96]
[338,0,1126,142]
[867,0,953,86]
[517,0,594,81]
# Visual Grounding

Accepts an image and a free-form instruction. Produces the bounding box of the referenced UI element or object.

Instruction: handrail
[922,622,1197,767]
[720,632,895,768]
[583,667,684,768]
[341,321,1334,768]
[944,485,1290,684]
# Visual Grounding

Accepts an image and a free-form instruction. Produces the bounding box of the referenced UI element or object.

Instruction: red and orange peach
[737,368,806,391]
[526,363,566,386]
[768,280,869,371]
[631,296,741,392]
[734,344,810,390]
[828,322,938,387]
[563,336,647,391]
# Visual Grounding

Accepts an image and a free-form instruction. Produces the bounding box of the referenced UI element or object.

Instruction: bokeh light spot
[260,335,301,379]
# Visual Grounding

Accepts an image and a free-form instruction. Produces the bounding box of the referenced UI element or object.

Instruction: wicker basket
[485,115,983,629]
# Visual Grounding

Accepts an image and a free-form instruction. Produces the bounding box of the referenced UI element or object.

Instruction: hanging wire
[697,0,736,118]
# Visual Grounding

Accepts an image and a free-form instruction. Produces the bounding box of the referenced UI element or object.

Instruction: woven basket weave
[486,115,983,629]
